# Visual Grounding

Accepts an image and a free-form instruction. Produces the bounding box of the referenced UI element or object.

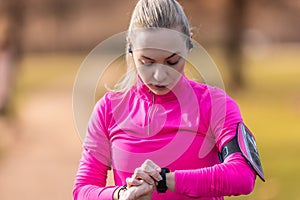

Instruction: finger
[133,168,155,185]
[126,177,142,187]
[143,165,162,182]
[143,159,161,172]
[142,160,162,181]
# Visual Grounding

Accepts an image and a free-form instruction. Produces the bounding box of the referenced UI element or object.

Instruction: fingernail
[158,176,162,181]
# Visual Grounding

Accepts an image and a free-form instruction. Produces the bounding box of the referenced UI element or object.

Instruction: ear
[126,37,133,54]
[128,43,133,54]
[189,32,194,51]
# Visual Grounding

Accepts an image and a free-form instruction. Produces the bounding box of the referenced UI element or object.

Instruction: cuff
[99,186,119,200]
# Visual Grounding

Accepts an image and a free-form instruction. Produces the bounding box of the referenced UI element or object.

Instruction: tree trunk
[0,0,24,115]
[225,0,247,91]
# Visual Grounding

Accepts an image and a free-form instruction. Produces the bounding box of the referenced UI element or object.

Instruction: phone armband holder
[219,122,265,182]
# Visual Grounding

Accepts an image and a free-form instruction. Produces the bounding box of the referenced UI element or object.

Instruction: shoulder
[97,90,126,104]
[187,79,227,101]
[95,89,135,110]
[187,78,240,112]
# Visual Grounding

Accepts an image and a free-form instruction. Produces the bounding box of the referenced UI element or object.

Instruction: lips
[147,83,168,91]
[154,85,167,88]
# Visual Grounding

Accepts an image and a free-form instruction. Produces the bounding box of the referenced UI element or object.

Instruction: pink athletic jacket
[73,76,256,200]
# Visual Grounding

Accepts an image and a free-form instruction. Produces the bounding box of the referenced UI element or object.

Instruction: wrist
[166,172,175,192]
[113,185,127,200]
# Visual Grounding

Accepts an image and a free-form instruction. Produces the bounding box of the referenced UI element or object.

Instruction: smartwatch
[156,168,170,193]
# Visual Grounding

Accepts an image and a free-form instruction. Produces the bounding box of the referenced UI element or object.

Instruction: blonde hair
[113,0,192,93]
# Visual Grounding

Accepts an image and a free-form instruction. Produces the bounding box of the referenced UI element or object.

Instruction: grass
[9,44,300,200]
[223,46,300,200]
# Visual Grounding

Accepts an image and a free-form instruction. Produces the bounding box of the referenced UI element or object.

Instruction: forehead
[131,28,187,54]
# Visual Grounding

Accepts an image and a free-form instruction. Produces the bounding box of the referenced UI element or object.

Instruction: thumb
[126,177,143,187]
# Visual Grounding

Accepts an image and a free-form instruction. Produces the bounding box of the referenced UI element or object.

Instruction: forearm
[74,184,119,200]
[172,153,256,198]
[73,149,118,200]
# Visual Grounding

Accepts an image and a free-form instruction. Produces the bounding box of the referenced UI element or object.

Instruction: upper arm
[208,87,242,152]
[83,94,112,167]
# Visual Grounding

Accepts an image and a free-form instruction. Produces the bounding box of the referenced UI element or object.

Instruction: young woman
[73,0,264,199]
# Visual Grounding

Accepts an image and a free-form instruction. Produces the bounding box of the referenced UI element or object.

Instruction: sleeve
[175,153,256,197]
[174,87,256,198]
[73,94,119,200]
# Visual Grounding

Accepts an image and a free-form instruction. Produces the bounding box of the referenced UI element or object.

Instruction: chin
[151,89,170,95]
[146,84,172,95]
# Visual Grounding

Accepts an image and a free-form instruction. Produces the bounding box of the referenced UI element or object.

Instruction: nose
[153,65,167,82]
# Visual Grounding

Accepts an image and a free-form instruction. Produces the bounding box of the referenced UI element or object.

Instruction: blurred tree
[225,0,247,90]
[0,0,24,116]
[48,0,74,20]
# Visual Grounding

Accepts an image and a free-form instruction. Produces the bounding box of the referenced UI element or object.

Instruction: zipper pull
[147,92,155,136]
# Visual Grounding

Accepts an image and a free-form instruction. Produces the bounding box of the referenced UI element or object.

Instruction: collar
[135,75,190,104]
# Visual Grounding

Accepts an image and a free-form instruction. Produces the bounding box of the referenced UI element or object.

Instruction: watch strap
[157,168,170,193]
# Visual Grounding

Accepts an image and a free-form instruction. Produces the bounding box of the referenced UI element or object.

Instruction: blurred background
[0,0,299,199]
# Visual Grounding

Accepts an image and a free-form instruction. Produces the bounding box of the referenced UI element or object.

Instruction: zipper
[147,91,155,136]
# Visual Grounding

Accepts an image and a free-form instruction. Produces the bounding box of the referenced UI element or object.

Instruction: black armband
[219,122,265,182]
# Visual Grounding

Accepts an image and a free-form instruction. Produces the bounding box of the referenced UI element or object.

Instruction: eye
[166,59,179,66]
[140,59,154,66]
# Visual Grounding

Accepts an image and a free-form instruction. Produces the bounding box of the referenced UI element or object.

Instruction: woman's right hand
[119,179,154,200]
[119,159,163,199]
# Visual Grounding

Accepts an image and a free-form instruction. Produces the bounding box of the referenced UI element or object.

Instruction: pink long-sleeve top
[73,76,256,200]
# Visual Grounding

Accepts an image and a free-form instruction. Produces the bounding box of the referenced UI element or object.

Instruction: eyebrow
[141,52,179,61]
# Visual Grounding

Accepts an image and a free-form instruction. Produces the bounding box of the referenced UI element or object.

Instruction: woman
[73,0,264,199]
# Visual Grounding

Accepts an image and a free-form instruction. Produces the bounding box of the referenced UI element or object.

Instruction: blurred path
[0,86,82,200]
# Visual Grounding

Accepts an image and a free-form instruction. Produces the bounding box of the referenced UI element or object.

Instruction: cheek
[168,62,185,81]
[176,60,185,73]
[133,56,154,81]
[136,66,153,82]
[168,69,182,83]
[169,61,185,77]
